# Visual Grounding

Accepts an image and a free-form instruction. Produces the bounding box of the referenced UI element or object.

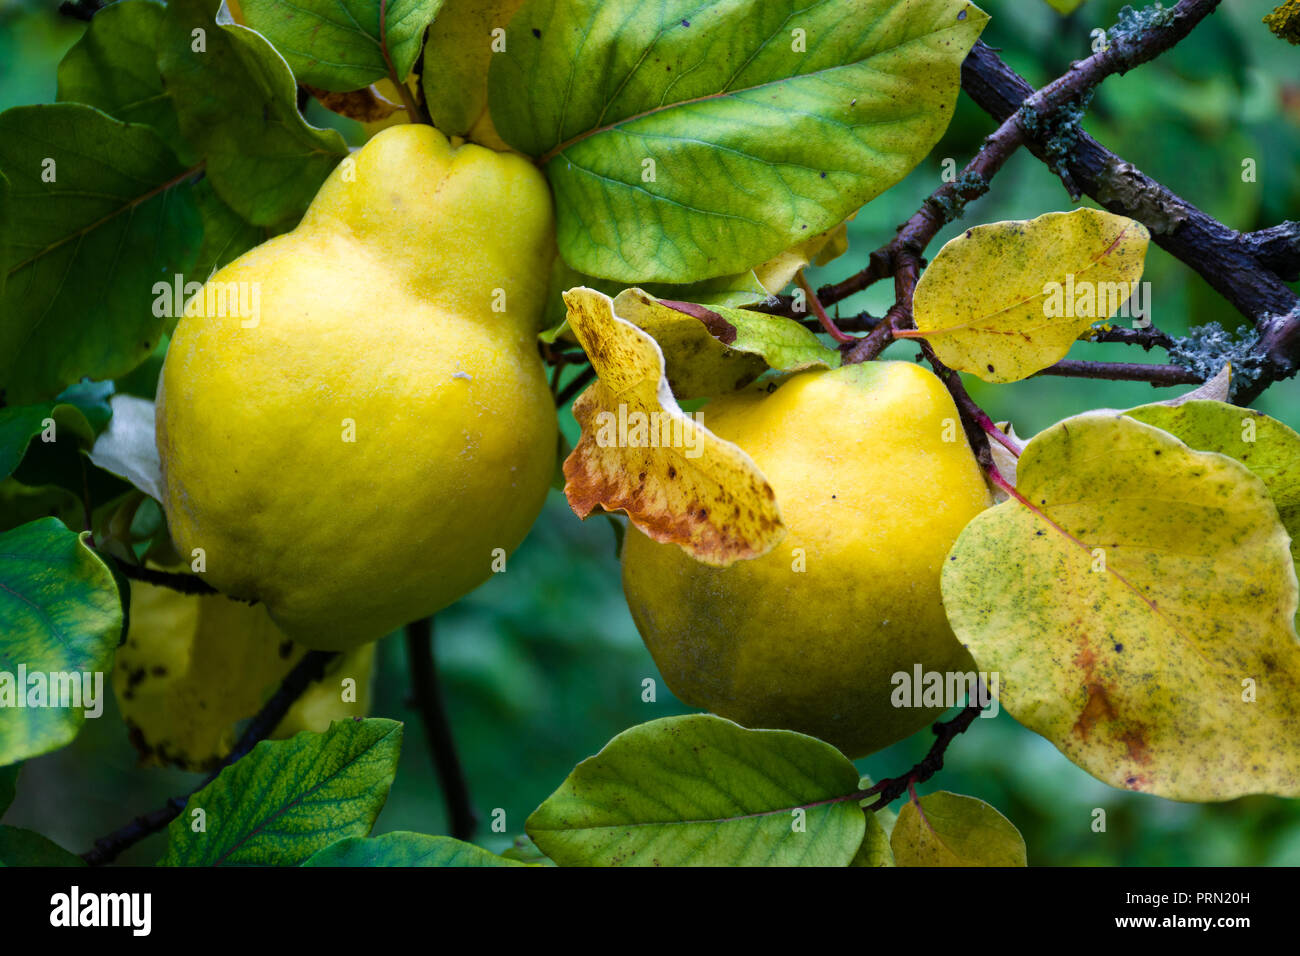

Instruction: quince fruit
[156,125,557,650]
[621,361,992,758]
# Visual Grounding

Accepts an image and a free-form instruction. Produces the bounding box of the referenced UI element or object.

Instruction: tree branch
[861,700,986,813]
[960,37,1300,344]
[1032,358,1202,385]
[405,618,478,842]
[81,650,339,866]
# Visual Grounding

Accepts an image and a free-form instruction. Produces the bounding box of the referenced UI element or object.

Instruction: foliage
[1,0,1298,869]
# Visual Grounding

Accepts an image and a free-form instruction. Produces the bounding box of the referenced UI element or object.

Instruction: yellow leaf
[561,288,785,566]
[943,411,1300,801]
[114,576,374,771]
[1125,399,1300,567]
[912,209,1150,382]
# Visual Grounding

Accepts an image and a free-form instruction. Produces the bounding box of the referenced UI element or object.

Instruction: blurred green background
[3,0,1300,866]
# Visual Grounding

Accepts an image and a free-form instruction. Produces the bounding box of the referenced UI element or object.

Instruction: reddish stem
[795,269,856,344]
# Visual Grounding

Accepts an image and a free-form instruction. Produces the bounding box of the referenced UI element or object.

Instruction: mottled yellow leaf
[891,792,1026,866]
[1126,399,1300,566]
[912,209,1150,382]
[561,287,785,566]
[115,576,374,771]
[943,411,1300,801]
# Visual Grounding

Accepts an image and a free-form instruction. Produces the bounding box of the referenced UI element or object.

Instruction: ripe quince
[156,125,557,649]
[621,361,992,757]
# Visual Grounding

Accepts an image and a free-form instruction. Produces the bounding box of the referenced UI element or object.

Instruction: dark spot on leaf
[531,28,541,38]
[661,299,738,344]
[668,466,677,479]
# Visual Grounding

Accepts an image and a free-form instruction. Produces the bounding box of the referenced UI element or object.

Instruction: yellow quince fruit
[621,361,992,758]
[157,125,557,650]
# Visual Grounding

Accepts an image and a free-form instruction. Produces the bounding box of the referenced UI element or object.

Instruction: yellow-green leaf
[1125,399,1300,566]
[849,810,894,866]
[421,0,527,137]
[611,289,840,399]
[891,792,1026,866]
[942,411,1300,801]
[912,209,1149,383]
[560,287,785,566]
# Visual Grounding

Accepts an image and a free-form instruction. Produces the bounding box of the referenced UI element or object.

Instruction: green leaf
[849,809,894,866]
[0,826,86,867]
[160,718,402,866]
[56,0,183,148]
[1125,400,1300,566]
[489,0,987,283]
[0,169,9,300]
[942,412,1300,801]
[0,519,122,766]
[0,103,201,404]
[191,179,265,280]
[0,764,18,815]
[500,832,553,865]
[611,288,840,399]
[1043,0,1087,13]
[88,395,165,502]
[0,381,112,484]
[303,832,527,866]
[159,0,349,228]
[0,406,89,485]
[891,792,1027,866]
[526,714,864,866]
[242,0,446,92]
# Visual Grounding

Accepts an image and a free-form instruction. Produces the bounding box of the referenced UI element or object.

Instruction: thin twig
[795,269,855,343]
[861,700,986,813]
[110,557,226,598]
[556,365,596,406]
[1032,359,1201,385]
[81,650,339,866]
[406,618,478,842]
